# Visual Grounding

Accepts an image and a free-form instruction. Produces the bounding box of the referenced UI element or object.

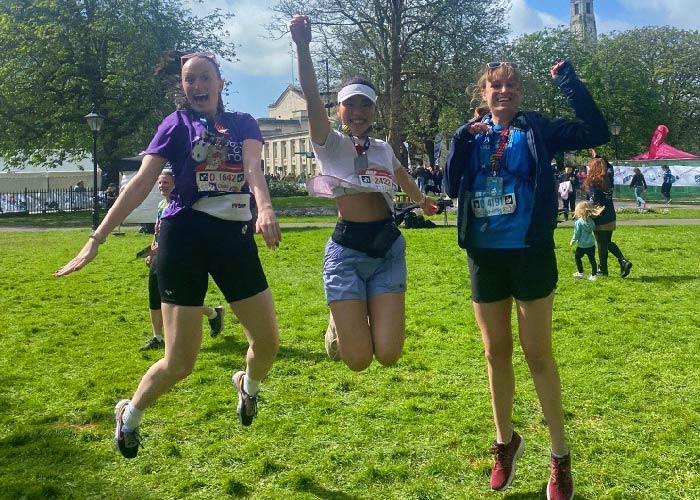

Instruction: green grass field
[1,224,699,499]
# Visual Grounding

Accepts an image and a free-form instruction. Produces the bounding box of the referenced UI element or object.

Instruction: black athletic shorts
[467,247,558,303]
[156,209,269,307]
[148,257,161,310]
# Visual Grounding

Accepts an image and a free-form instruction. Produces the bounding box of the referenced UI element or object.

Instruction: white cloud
[619,0,700,30]
[184,0,291,77]
[507,0,567,38]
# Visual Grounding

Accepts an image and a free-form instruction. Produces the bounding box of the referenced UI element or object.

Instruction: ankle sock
[122,402,144,431]
[154,335,164,342]
[243,375,261,396]
[206,308,217,319]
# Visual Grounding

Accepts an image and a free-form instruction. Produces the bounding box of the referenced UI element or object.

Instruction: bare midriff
[336,192,392,222]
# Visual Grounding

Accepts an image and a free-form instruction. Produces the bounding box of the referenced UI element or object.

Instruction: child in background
[570,201,602,280]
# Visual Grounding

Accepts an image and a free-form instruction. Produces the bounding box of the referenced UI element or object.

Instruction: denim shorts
[323,234,407,304]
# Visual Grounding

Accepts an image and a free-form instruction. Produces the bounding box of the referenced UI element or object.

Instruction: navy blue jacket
[444,61,610,250]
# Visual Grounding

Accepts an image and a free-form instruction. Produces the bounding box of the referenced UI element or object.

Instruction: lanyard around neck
[490,128,510,176]
[351,136,371,156]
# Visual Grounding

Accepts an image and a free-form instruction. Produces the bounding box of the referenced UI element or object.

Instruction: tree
[0,0,235,179]
[273,0,508,159]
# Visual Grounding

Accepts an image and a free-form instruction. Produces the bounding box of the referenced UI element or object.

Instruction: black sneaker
[232,371,257,426]
[139,336,164,351]
[114,399,140,459]
[620,260,633,278]
[209,306,225,338]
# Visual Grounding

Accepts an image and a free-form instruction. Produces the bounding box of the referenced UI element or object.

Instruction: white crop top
[307,129,402,210]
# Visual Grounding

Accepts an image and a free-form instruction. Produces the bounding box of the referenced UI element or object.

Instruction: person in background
[570,200,601,280]
[445,59,610,500]
[74,180,87,193]
[55,50,281,458]
[629,167,647,211]
[140,168,224,351]
[660,164,674,205]
[586,157,633,278]
[105,183,119,211]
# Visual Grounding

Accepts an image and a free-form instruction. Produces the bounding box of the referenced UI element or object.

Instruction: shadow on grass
[502,484,591,500]
[627,275,700,283]
[292,477,363,500]
[0,424,145,499]
[201,334,329,364]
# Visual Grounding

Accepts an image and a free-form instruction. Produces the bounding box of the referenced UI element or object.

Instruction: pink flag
[648,125,669,158]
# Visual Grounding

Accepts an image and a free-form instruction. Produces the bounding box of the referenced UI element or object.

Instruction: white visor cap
[337,84,377,104]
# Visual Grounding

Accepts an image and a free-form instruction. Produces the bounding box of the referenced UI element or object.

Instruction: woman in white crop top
[291,15,437,372]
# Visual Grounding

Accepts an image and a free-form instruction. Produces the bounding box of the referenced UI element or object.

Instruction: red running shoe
[548,453,575,500]
[490,431,525,490]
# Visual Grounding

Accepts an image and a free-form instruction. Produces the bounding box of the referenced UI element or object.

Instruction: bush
[267,180,308,198]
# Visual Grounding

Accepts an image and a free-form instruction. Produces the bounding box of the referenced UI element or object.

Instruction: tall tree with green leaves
[272,0,508,160]
[0,0,235,177]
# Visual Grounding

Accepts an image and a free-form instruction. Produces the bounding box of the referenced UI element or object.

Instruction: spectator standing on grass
[140,168,224,351]
[55,50,281,458]
[629,167,647,211]
[290,15,437,371]
[74,180,87,193]
[105,183,119,211]
[444,59,610,500]
[570,201,601,280]
[661,164,674,205]
[586,157,633,278]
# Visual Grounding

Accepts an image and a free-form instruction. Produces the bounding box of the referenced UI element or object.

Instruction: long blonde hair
[574,200,603,221]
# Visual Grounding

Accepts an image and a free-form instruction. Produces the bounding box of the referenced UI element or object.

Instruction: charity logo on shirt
[192,123,246,193]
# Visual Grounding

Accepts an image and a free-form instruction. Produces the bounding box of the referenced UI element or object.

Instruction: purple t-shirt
[144,110,263,219]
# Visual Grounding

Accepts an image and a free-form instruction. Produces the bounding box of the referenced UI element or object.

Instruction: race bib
[471,191,517,218]
[192,129,246,193]
[358,168,399,194]
[192,193,252,221]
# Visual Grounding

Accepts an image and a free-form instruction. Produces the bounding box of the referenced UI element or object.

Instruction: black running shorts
[156,210,269,306]
[467,247,557,303]
[148,258,161,310]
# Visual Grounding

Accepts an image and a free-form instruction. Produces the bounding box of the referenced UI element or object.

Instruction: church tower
[570,0,597,46]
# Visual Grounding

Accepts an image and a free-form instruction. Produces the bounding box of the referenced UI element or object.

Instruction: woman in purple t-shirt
[55,52,281,458]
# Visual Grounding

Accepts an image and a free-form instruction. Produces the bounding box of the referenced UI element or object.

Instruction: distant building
[570,0,597,46]
[258,84,336,178]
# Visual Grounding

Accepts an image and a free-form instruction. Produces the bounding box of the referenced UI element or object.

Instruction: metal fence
[0,188,107,214]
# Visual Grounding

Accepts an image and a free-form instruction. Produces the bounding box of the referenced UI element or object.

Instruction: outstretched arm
[290,15,330,146]
[54,154,166,276]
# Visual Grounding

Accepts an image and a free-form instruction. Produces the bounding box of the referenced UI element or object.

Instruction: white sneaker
[572,272,584,279]
[325,316,340,361]
[588,274,597,281]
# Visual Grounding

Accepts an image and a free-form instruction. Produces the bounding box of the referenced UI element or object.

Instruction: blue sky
[192,0,700,119]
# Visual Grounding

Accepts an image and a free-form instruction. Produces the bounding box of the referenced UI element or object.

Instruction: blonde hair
[574,200,604,221]
[470,64,524,118]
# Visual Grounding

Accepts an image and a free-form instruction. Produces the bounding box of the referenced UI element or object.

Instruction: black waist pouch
[332,218,401,258]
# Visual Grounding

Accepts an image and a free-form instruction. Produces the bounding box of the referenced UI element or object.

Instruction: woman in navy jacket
[444,60,608,500]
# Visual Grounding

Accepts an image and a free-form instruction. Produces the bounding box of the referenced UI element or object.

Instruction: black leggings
[574,246,597,275]
[594,230,625,274]
[661,183,672,202]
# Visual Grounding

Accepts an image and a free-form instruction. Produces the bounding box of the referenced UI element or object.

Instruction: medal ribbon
[351,136,371,156]
[489,128,510,176]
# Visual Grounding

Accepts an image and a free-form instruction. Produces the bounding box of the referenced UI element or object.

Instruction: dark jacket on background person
[589,185,616,226]
[444,61,610,250]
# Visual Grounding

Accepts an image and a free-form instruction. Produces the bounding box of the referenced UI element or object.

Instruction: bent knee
[524,352,554,375]
[342,354,373,372]
[162,361,195,381]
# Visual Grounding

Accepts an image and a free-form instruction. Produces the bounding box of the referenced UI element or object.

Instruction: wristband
[88,231,106,244]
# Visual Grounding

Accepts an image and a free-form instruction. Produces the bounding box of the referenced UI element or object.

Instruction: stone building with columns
[257,84,336,178]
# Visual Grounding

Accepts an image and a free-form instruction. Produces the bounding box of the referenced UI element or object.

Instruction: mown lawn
[1,224,699,499]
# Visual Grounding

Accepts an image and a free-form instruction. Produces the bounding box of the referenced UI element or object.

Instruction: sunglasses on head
[487,61,519,69]
[181,51,217,66]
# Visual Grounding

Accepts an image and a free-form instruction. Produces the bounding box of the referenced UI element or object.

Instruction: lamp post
[84,106,104,230]
[609,120,621,164]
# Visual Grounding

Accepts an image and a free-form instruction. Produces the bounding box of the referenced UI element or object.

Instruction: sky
[189,0,700,119]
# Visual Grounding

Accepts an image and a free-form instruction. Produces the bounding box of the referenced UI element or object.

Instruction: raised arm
[54,154,166,276]
[290,15,330,145]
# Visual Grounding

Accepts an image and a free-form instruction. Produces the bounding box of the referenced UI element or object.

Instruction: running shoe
[209,306,225,338]
[232,371,257,426]
[139,336,164,351]
[114,399,140,459]
[490,431,525,491]
[547,453,574,500]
